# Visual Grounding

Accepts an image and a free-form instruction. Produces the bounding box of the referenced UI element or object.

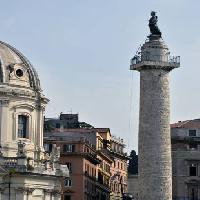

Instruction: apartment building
[44,113,129,200]
[44,129,111,200]
[128,118,200,200]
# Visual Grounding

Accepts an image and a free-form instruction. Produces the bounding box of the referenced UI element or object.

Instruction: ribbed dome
[0,41,41,91]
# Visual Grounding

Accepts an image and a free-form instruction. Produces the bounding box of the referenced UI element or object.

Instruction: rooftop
[171,119,200,129]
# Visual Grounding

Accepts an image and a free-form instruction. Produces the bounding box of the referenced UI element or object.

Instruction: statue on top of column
[149,11,162,37]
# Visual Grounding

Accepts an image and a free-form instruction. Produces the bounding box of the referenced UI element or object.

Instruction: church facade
[0,41,68,199]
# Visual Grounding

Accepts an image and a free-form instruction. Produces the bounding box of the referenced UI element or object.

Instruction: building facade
[44,129,111,200]
[110,135,129,200]
[44,114,129,200]
[0,40,68,199]
[171,119,200,200]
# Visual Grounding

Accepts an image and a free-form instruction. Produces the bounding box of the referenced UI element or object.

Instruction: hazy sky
[1,0,200,152]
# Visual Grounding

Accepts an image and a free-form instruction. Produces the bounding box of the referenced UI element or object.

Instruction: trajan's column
[130,12,180,200]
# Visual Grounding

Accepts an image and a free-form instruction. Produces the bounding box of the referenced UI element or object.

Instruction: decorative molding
[35,104,45,111]
[12,104,35,111]
[0,88,36,98]
[43,189,54,194]
[0,99,9,105]
[51,189,62,196]
[15,187,35,194]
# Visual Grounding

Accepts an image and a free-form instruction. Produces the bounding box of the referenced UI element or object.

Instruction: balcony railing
[84,172,111,192]
[130,54,180,65]
[2,156,27,172]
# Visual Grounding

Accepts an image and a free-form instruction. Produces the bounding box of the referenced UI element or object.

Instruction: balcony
[130,53,180,71]
[1,156,27,172]
[61,151,101,165]
[83,153,101,165]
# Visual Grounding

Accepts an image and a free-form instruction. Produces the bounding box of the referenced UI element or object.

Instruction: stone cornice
[0,87,36,99]
[0,87,49,105]
[130,61,179,71]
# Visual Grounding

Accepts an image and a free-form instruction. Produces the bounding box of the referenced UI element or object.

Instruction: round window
[16,69,24,77]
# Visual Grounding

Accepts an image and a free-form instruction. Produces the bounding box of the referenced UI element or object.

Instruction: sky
[0,0,200,153]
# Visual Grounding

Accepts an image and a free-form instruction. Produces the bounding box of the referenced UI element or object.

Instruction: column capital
[15,187,35,194]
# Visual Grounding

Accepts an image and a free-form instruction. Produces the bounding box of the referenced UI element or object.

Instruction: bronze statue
[149,11,161,37]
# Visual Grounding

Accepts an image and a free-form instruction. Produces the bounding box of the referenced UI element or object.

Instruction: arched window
[18,115,28,138]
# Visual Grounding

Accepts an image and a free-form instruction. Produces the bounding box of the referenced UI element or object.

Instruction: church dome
[0,41,41,91]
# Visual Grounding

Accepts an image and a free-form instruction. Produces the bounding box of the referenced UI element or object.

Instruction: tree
[128,150,138,174]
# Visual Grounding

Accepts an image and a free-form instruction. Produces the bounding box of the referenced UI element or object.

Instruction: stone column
[130,37,180,200]
[138,68,172,200]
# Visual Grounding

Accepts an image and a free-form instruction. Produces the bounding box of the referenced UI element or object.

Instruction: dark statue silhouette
[149,11,161,37]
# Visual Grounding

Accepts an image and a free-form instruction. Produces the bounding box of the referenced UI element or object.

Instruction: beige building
[128,119,200,200]
[0,40,68,199]
[171,119,200,200]
[109,135,129,200]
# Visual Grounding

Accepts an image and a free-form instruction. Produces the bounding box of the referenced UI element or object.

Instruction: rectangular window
[18,115,28,138]
[64,195,71,200]
[56,123,60,128]
[63,144,75,152]
[44,143,53,152]
[189,130,196,137]
[189,143,198,150]
[64,179,72,187]
[66,162,72,172]
[190,164,197,176]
